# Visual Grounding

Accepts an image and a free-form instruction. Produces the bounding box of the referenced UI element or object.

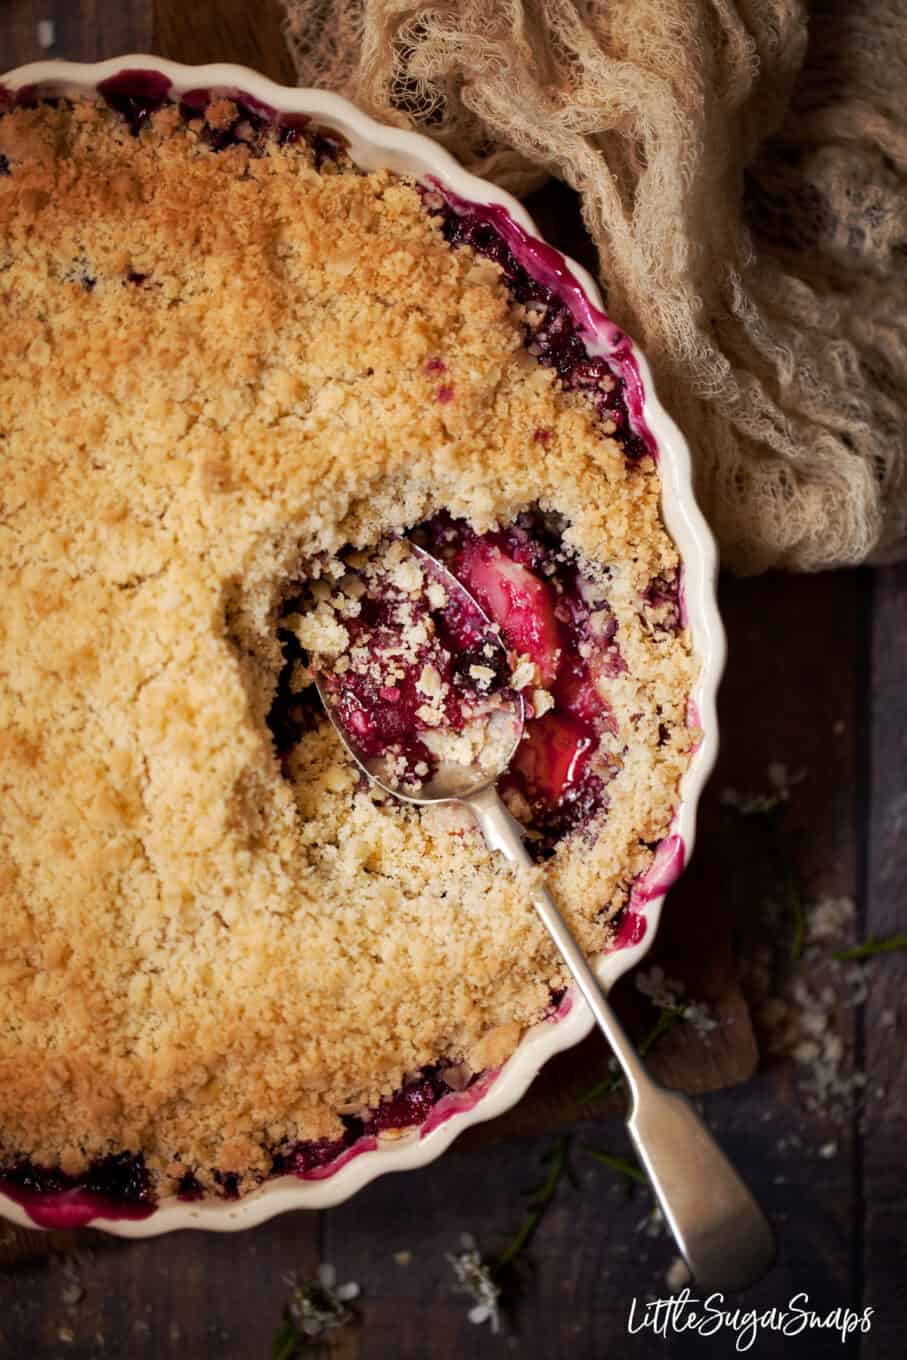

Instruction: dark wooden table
[1,4,905,1357]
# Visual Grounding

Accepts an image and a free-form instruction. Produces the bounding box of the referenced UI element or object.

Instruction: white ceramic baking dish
[0,56,725,1236]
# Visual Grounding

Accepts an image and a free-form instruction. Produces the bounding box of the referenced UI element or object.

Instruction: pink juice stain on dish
[612,834,686,951]
[0,1182,155,1230]
[686,698,704,753]
[431,183,657,459]
[632,834,685,907]
[420,1068,501,1136]
[552,990,574,1020]
[295,1136,379,1182]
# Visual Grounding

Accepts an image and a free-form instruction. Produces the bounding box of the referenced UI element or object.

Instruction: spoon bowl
[315,543,526,804]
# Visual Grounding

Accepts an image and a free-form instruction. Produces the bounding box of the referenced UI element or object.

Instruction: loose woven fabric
[281,0,907,573]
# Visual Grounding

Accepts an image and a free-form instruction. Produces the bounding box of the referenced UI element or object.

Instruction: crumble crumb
[418,664,443,697]
[391,557,424,594]
[469,664,496,685]
[531,688,555,717]
[510,657,538,690]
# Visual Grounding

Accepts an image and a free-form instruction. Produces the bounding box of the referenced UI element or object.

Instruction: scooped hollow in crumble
[0,95,694,1193]
[294,537,521,795]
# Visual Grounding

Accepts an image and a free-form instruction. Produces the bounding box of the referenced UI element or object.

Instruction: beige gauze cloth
[281,0,907,573]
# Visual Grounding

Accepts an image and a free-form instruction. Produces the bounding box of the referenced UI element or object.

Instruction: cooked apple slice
[512,711,593,804]
[455,541,561,685]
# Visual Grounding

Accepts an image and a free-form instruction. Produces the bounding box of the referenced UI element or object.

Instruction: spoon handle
[466,784,775,1294]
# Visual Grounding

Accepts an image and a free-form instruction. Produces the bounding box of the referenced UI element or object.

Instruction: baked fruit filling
[0,85,695,1213]
[273,512,626,856]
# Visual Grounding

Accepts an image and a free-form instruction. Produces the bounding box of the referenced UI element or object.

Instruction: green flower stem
[834,933,907,961]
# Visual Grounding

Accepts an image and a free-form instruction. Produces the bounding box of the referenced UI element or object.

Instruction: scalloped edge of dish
[0,56,725,1235]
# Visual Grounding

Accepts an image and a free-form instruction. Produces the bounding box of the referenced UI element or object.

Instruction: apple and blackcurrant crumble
[0,84,694,1212]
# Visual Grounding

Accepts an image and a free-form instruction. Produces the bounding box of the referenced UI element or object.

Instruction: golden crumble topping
[0,95,693,1193]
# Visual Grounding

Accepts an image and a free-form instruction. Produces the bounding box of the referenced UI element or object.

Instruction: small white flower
[284,1263,359,1341]
[721,762,807,816]
[448,1243,502,1334]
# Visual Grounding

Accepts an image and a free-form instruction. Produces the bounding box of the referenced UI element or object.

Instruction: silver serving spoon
[315,545,775,1293]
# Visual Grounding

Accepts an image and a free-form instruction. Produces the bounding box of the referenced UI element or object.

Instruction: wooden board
[153,0,296,84]
[862,562,907,1360]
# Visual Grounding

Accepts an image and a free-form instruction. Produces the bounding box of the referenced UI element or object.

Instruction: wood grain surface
[1,6,903,1358]
[153,0,296,83]
[862,563,907,1360]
